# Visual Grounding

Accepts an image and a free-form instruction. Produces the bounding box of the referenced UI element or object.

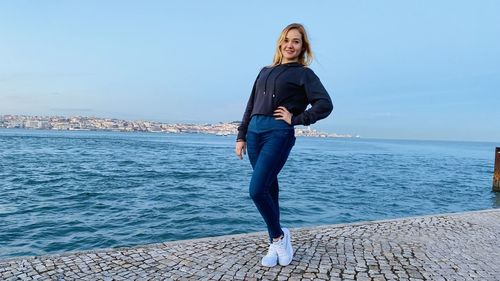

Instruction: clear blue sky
[1,1,499,141]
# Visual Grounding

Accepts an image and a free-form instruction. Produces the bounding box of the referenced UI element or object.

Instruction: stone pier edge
[2,207,497,263]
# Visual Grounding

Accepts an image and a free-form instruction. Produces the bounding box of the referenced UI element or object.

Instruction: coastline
[0,114,357,138]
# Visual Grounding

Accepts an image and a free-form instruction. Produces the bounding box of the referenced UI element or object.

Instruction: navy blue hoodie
[237,62,333,141]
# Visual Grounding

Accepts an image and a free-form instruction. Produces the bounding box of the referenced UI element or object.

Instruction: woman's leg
[269,177,280,226]
[247,129,295,241]
[247,130,278,240]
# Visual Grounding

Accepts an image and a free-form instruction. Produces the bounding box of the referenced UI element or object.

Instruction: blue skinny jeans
[246,115,295,241]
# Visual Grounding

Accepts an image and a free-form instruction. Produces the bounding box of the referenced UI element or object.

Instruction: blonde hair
[272,23,313,66]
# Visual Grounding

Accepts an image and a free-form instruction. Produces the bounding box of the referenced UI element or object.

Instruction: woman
[235,23,333,267]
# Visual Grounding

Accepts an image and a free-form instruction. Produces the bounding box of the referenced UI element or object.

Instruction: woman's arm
[235,72,261,159]
[291,69,333,126]
[236,72,260,141]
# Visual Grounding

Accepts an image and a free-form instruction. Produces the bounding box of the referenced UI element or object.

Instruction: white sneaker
[261,243,278,267]
[274,228,293,266]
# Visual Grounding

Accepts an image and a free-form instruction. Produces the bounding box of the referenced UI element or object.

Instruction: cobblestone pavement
[1,209,499,281]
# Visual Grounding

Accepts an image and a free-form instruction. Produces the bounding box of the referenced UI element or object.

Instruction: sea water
[0,129,498,259]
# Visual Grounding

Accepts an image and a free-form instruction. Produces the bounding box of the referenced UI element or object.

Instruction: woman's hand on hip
[235,141,246,160]
[274,106,293,125]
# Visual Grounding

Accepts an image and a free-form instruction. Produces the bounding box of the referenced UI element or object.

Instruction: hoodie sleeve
[236,74,259,141]
[291,68,333,126]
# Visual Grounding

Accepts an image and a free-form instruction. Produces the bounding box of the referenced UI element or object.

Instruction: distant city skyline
[1,1,499,142]
[1,114,355,139]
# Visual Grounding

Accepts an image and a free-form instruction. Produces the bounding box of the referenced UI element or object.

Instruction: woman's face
[280,29,303,63]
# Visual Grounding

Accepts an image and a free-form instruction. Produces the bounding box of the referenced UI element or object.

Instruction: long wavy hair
[272,23,313,66]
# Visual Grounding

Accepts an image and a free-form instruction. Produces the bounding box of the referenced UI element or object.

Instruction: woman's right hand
[235,141,246,160]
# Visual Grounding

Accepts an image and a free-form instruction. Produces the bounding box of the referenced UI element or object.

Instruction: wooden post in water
[494,147,500,192]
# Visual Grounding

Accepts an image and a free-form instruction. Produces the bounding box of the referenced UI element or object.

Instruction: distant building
[24,120,40,129]
[8,120,24,128]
